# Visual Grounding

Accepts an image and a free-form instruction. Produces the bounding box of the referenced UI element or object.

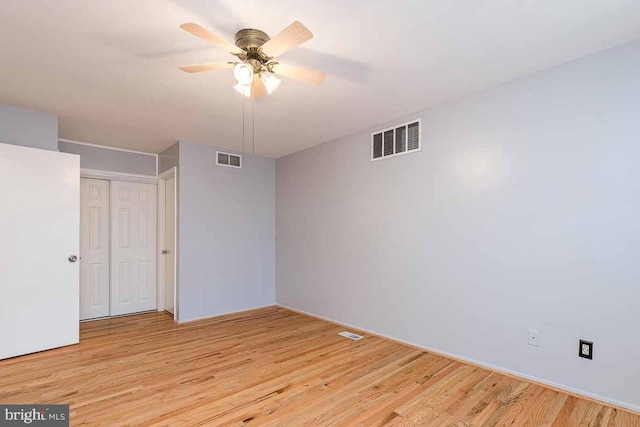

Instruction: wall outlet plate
[579,340,593,360]
[528,330,539,346]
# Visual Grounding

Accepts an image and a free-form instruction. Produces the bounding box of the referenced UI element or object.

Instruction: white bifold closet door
[110,181,157,316]
[79,178,110,320]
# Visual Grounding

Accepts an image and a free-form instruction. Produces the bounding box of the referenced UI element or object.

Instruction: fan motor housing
[235,29,270,50]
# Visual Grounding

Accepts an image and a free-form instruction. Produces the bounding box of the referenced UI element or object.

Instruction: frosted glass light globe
[233,63,254,85]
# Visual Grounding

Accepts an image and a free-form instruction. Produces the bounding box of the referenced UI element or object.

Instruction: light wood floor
[0,307,637,426]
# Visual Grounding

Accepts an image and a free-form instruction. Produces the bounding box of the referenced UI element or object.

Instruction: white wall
[178,141,275,322]
[276,40,640,411]
[0,104,58,151]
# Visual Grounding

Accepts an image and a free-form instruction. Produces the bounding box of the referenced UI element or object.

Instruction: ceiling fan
[179,21,326,98]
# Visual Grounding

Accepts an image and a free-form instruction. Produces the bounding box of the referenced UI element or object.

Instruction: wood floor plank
[0,307,637,426]
[522,388,569,426]
[422,372,502,425]
[385,366,493,426]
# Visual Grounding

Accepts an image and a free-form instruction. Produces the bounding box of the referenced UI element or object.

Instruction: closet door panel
[80,178,110,320]
[110,181,157,315]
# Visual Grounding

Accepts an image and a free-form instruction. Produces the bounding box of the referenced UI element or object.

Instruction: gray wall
[276,40,640,411]
[178,141,275,321]
[158,142,179,174]
[58,140,156,176]
[0,104,58,151]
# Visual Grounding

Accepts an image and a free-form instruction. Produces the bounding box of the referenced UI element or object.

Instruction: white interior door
[163,174,176,314]
[0,143,80,360]
[80,178,110,320]
[110,181,157,315]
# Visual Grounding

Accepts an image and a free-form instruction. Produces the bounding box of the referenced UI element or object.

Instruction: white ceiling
[1,1,639,158]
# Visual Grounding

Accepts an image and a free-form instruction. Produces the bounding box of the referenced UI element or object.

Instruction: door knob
[68,255,78,263]
[161,250,169,255]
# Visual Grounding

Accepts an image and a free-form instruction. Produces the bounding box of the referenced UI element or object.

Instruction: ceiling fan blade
[260,21,313,58]
[179,62,234,74]
[271,63,326,85]
[180,23,243,55]
[251,77,268,98]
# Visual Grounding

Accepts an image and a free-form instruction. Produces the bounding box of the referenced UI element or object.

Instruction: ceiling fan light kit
[233,63,254,85]
[233,82,252,97]
[261,73,281,95]
[179,21,326,98]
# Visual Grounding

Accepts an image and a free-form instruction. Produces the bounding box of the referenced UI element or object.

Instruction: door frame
[157,167,178,321]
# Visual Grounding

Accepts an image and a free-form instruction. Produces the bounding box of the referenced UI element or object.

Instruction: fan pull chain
[242,87,245,159]
[252,96,255,154]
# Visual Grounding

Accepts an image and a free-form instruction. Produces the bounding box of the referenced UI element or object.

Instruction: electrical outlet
[579,340,593,360]
[528,330,539,347]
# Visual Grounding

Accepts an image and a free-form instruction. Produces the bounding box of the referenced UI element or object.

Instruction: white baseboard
[176,304,276,324]
[277,304,640,415]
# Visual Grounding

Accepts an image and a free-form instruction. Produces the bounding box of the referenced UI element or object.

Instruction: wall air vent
[338,331,364,341]
[371,119,421,161]
[216,151,242,168]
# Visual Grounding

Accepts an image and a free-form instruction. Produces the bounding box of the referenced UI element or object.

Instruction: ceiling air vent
[216,151,242,168]
[372,119,421,161]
